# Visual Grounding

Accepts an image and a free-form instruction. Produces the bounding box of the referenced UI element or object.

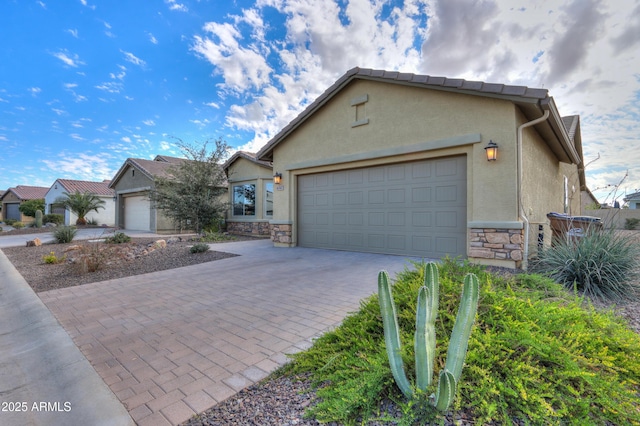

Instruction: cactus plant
[378,262,479,411]
[35,209,43,228]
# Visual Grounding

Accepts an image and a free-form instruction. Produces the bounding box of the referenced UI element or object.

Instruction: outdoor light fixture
[484,140,498,161]
[113,195,117,202]
[273,172,282,184]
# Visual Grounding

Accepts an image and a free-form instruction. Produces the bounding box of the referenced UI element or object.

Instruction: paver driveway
[39,239,419,425]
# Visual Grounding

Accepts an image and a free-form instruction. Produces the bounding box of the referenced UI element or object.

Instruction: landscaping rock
[26,238,42,247]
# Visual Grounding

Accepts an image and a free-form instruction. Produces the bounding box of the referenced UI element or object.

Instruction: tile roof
[562,115,580,142]
[128,157,188,180]
[257,67,552,161]
[223,151,272,170]
[5,185,49,200]
[56,179,114,197]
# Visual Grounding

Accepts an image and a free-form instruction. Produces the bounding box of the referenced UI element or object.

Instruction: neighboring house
[251,67,587,269]
[623,191,640,209]
[109,155,189,233]
[223,151,273,235]
[1,185,48,224]
[44,179,115,226]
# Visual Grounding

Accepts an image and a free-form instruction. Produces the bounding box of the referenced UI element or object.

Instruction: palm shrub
[43,214,64,225]
[53,226,77,244]
[55,191,105,225]
[531,229,640,301]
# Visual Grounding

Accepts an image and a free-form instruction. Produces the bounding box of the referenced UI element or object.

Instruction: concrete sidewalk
[0,250,134,426]
[37,240,420,425]
[0,227,175,248]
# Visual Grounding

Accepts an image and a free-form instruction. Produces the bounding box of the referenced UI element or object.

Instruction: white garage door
[297,156,467,258]
[124,195,151,231]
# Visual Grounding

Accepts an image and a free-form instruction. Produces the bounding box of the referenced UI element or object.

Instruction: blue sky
[1,0,638,205]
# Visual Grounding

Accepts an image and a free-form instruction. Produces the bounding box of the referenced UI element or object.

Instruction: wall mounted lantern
[484,140,498,161]
[273,172,282,184]
[112,195,117,202]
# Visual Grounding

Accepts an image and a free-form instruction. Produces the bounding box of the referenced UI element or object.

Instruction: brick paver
[39,240,416,425]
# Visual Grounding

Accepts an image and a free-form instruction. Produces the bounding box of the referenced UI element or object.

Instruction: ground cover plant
[285,259,640,425]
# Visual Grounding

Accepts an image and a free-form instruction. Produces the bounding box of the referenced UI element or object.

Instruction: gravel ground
[3,227,639,425]
[1,235,257,292]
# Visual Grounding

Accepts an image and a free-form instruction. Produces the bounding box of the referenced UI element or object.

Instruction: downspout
[517,109,549,270]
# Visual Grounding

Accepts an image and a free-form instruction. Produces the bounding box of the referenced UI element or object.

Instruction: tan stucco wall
[520,113,580,256]
[227,157,273,222]
[270,79,521,246]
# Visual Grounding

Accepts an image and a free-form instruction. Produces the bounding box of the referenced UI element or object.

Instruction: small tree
[18,198,45,217]
[151,139,230,234]
[55,191,106,225]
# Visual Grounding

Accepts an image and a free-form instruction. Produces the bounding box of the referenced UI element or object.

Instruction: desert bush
[531,229,640,301]
[624,217,640,230]
[42,251,66,264]
[104,232,131,244]
[4,219,17,226]
[86,217,99,225]
[53,226,77,244]
[12,222,24,229]
[286,259,640,425]
[73,243,110,274]
[198,231,235,243]
[190,242,210,253]
[43,214,64,225]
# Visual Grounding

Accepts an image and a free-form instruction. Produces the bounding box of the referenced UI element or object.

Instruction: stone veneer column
[469,228,524,265]
[270,223,292,245]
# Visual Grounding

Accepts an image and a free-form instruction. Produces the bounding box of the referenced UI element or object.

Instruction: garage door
[5,203,21,221]
[124,195,151,231]
[297,156,467,258]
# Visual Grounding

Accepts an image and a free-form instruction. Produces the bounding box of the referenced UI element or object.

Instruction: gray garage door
[297,156,467,258]
[5,203,21,221]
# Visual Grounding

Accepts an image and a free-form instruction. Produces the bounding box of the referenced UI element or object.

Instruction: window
[264,182,274,217]
[233,184,255,216]
[563,176,569,213]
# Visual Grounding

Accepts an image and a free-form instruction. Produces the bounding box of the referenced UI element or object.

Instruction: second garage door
[124,195,151,231]
[297,156,467,258]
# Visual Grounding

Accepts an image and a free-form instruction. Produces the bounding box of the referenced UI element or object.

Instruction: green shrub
[53,226,77,244]
[43,214,64,225]
[86,217,99,226]
[198,231,236,243]
[104,232,131,244]
[624,217,640,230]
[42,251,66,264]
[12,222,24,229]
[190,243,210,253]
[287,259,640,425]
[531,229,640,301]
[4,219,17,226]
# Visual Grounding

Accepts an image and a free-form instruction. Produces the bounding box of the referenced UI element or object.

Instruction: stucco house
[44,179,115,226]
[1,185,49,224]
[109,155,188,232]
[251,67,587,269]
[223,151,273,235]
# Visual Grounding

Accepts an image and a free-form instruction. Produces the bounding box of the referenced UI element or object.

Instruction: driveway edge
[0,249,134,426]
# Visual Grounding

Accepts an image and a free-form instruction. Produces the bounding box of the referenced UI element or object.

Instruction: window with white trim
[233,184,255,216]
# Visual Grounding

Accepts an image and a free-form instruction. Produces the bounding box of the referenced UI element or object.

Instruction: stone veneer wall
[469,228,524,264]
[270,223,292,244]
[226,221,270,236]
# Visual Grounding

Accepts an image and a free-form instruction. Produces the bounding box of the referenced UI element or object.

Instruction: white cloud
[51,108,67,116]
[192,0,640,203]
[204,101,220,109]
[66,28,79,38]
[41,153,114,181]
[52,50,84,67]
[165,0,188,12]
[142,119,156,126]
[121,50,145,67]
[28,87,41,96]
[95,82,123,93]
[148,32,158,44]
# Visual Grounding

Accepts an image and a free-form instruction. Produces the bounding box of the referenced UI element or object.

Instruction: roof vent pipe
[517,109,550,270]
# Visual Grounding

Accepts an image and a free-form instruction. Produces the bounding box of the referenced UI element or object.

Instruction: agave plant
[378,262,479,411]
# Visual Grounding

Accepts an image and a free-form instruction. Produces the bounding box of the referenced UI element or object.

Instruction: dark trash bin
[547,212,603,242]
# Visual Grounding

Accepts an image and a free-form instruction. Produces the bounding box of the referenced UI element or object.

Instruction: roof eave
[540,98,582,165]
